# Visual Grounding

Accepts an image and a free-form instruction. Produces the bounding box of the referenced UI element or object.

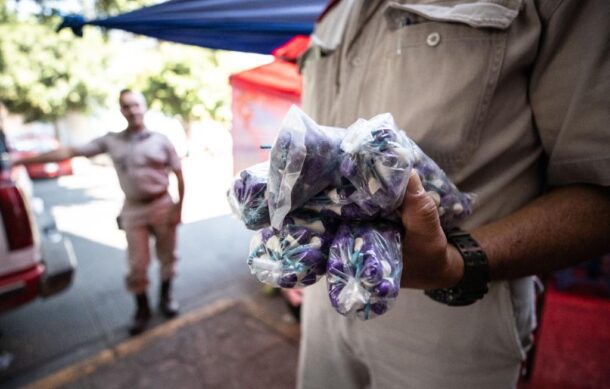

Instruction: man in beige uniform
[297,1,610,388]
[13,90,185,335]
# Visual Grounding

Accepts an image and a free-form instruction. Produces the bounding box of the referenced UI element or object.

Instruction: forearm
[13,147,76,165]
[473,184,610,281]
[175,170,185,208]
[177,182,185,208]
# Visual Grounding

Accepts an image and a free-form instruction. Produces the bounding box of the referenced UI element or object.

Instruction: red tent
[229,36,309,173]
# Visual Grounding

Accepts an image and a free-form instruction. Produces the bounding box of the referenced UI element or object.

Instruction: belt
[128,191,168,204]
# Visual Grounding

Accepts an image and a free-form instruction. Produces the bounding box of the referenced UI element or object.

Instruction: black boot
[159,280,179,318]
[129,293,151,336]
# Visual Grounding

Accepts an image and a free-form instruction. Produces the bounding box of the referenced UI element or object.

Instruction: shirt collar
[317,0,343,22]
[122,128,152,141]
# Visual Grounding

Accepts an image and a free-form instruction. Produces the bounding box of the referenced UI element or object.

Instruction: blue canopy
[59,0,327,54]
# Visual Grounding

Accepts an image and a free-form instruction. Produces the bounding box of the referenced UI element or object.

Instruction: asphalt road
[0,154,262,387]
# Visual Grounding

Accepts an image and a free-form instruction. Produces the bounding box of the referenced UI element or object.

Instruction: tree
[0,3,112,133]
[1,0,265,140]
[94,0,159,16]
[135,43,233,134]
[26,0,159,18]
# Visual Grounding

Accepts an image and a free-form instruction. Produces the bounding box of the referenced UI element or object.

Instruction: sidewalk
[26,293,300,389]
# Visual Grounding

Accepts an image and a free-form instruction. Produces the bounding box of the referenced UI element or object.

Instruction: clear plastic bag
[248,212,338,288]
[268,106,346,229]
[340,114,416,217]
[327,223,403,320]
[302,181,393,221]
[227,162,271,230]
[247,110,475,316]
[408,139,476,228]
[340,113,474,229]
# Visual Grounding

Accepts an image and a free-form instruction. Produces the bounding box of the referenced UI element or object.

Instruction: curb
[24,298,238,389]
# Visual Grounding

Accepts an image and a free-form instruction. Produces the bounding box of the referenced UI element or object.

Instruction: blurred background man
[12,89,185,335]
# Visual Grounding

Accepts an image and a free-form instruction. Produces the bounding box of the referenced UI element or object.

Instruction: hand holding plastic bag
[340,114,415,217]
[408,140,475,228]
[340,113,474,229]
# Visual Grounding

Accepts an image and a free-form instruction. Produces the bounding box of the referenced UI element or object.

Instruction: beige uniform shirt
[73,129,182,227]
[298,1,610,388]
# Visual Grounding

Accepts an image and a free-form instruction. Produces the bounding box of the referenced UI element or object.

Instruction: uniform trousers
[297,277,536,389]
[121,193,178,293]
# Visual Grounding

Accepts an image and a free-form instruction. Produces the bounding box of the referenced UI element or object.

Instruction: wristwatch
[425,228,490,306]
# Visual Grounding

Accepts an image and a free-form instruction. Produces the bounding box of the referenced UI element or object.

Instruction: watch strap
[425,228,490,306]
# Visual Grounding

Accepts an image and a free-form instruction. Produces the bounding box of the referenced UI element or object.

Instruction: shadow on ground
[0,215,293,388]
[42,300,299,389]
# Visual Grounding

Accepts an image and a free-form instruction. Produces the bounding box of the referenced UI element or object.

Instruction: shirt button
[352,56,362,66]
[426,32,441,47]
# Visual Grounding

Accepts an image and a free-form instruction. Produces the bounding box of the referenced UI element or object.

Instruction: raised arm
[11,146,81,166]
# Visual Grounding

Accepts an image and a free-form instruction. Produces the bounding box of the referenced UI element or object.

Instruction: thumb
[401,171,442,237]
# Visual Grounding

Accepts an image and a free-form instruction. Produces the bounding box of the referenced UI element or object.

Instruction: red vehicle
[0,134,76,314]
[9,135,73,179]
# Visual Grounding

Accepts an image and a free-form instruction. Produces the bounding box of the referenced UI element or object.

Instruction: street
[0,151,299,388]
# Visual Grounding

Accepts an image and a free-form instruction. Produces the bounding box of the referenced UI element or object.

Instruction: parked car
[0,135,76,314]
[9,135,73,179]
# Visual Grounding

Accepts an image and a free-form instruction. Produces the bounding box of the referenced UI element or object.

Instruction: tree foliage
[0,0,260,130]
[136,44,231,126]
[26,0,159,18]
[0,3,112,123]
[94,0,159,16]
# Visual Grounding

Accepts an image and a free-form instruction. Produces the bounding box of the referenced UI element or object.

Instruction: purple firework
[327,222,403,320]
[340,115,415,216]
[267,106,346,229]
[409,140,475,228]
[227,162,271,230]
[247,212,338,289]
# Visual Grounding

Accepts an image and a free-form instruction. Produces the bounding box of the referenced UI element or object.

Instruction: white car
[0,137,76,314]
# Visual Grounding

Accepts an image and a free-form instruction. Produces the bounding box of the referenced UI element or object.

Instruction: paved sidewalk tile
[28,298,300,389]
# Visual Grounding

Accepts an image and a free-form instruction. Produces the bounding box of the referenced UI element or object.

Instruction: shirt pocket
[369,0,521,173]
[134,142,168,169]
[299,44,342,122]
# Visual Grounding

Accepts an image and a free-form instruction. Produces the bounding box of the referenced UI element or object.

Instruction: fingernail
[407,171,424,195]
